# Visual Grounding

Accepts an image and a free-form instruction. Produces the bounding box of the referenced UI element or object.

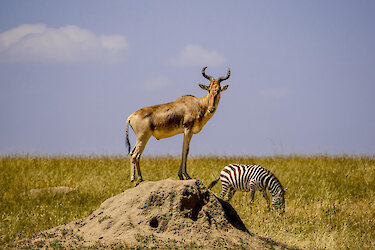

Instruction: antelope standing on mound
[126,67,230,184]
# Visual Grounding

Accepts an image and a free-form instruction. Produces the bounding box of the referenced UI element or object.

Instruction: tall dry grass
[1,155,374,248]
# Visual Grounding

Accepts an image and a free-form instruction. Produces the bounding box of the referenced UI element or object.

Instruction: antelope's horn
[202,66,214,81]
[218,68,231,83]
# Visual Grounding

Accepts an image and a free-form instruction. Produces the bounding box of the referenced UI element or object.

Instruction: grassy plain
[1,155,374,249]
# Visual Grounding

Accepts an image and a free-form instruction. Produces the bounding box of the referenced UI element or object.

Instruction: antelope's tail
[207,177,220,190]
[126,117,131,154]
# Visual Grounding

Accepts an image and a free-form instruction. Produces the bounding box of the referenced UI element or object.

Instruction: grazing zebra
[208,164,287,212]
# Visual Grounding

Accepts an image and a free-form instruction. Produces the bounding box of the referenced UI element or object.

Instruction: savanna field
[0,155,374,249]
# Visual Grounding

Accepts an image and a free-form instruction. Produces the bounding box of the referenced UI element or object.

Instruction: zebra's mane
[263,168,284,196]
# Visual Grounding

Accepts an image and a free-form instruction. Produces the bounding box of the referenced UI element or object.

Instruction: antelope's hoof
[134,179,143,187]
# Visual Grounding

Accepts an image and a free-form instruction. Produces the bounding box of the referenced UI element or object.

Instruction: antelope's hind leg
[129,146,136,183]
[130,132,151,185]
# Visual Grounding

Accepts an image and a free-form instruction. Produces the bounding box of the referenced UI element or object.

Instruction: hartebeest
[125,67,230,184]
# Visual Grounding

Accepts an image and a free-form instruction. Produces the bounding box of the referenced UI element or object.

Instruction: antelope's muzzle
[208,108,216,113]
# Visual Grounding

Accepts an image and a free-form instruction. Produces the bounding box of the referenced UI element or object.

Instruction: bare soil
[11,178,291,249]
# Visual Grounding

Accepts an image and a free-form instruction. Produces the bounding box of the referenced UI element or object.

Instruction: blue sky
[0,1,374,156]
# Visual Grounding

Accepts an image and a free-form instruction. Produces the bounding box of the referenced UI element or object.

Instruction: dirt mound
[12,179,288,249]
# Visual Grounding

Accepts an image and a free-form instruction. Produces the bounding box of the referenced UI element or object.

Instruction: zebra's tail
[125,116,131,155]
[207,177,220,190]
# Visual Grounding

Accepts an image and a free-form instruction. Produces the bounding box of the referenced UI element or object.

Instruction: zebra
[208,164,287,212]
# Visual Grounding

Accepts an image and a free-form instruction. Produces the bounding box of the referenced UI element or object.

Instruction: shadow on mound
[217,197,250,233]
[12,178,291,249]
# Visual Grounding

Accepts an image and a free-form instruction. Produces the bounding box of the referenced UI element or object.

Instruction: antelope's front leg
[178,128,193,180]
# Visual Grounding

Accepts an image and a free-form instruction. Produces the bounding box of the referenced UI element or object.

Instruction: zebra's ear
[284,188,288,192]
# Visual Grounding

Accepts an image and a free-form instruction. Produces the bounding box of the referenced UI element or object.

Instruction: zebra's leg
[261,189,271,210]
[248,189,256,214]
[249,189,255,204]
[226,187,236,202]
[220,183,230,200]
[219,187,227,199]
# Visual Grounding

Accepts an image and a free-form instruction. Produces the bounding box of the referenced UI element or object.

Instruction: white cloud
[143,75,171,91]
[259,87,293,99]
[0,24,130,64]
[171,44,225,67]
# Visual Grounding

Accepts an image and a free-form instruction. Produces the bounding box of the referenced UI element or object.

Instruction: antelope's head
[199,66,230,114]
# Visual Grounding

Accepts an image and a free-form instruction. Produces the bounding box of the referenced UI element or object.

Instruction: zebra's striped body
[208,164,286,211]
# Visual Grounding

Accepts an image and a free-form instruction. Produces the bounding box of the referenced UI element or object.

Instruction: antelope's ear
[220,85,229,92]
[199,83,210,91]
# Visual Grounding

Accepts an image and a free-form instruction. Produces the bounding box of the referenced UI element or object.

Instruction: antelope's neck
[186,93,220,134]
[199,93,221,116]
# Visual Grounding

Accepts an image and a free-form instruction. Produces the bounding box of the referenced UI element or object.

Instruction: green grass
[1,155,374,249]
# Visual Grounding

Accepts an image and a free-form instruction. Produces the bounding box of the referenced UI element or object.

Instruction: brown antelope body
[126,67,230,184]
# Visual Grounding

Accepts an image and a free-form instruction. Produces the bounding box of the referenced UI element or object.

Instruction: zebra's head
[271,188,287,212]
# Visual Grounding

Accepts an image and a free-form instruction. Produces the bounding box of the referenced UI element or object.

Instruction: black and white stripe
[208,164,286,211]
